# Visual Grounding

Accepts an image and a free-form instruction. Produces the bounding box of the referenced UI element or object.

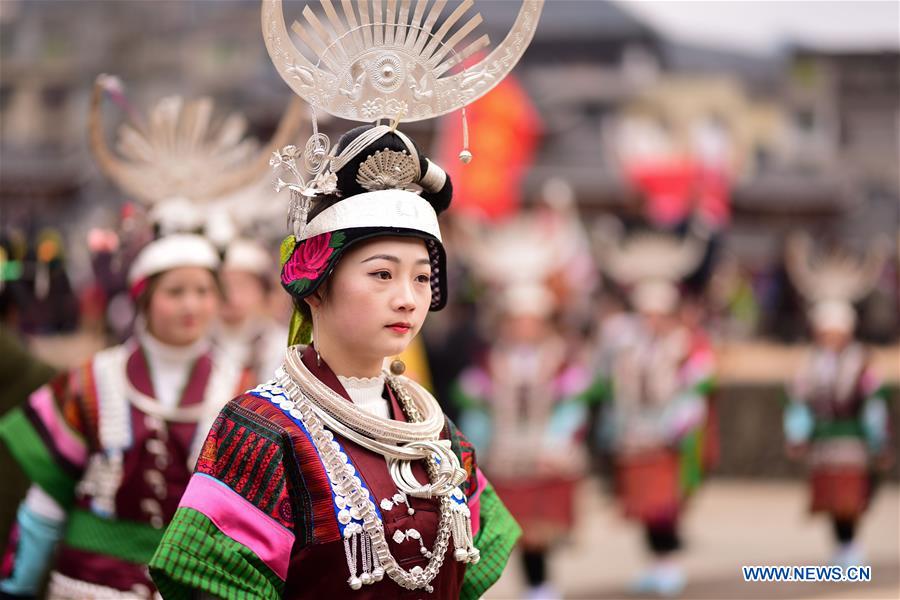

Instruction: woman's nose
[392,281,416,311]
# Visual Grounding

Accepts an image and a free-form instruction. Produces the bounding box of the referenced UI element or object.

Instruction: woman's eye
[372,271,391,280]
[416,274,431,283]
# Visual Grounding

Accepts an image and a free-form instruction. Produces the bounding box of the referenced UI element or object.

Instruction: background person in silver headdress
[590,224,715,598]
[783,233,894,568]
[0,73,300,597]
[452,207,596,600]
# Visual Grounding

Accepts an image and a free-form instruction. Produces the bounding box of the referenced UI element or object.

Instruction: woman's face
[146,267,219,346]
[310,237,432,363]
[815,327,851,351]
[501,313,548,345]
[219,269,266,326]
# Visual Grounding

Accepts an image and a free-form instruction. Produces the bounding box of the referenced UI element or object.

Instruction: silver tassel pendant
[450,500,479,563]
[344,528,382,590]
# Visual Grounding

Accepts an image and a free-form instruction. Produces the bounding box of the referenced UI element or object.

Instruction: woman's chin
[372,337,411,359]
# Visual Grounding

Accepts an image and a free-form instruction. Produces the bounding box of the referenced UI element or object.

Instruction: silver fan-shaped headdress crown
[262,0,544,240]
[785,232,888,304]
[592,219,707,287]
[263,0,543,122]
[90,74,303,207]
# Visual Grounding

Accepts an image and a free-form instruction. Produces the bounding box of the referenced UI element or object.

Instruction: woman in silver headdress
[150,1,545,597]
[591,227,715,598]
[0,75,296,599]
[783,234,893,568]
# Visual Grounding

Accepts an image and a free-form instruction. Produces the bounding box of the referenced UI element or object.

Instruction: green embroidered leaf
[329,231,346,248]
[288,278,312,295]
[279,235,296,267]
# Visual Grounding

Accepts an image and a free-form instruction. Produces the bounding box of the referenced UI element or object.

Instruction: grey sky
[619,0,900,53]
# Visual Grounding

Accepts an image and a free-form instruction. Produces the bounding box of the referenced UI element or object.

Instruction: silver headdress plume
[90,74,304,208]
[592,219,707,287]
[785,232,889,304]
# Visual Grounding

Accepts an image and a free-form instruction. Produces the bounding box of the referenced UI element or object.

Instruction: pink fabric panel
[682,349,714,386]
[860,368,882,396]
[468,468,489,537]
[179,473,294,580]
[554,365,590,397]
[28,387,87,467]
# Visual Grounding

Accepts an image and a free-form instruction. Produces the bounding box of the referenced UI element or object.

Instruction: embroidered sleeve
[149,399,297,600]
[681,343,716,396]
[460,478,521,600]
[451,369,495,456]
[0,369,91,508]
[445,418,479,500]
[860,366,890,453]
[784,402,815,445]
[445,417,520,600]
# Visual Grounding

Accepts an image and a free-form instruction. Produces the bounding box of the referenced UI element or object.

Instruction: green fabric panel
[692,377,715,397]
[450,380,483,411]
[460,483,522,600]
[678,429,703,496]
[868,385,889,402]
[64,508,164,564]
[813,419,864,440]
[575,375,612,406]
[0,408,76,507]
[149,507,283,600]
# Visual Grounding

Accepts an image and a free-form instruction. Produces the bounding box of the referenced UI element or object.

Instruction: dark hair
[135,273,162,315]
[292,277,328,321]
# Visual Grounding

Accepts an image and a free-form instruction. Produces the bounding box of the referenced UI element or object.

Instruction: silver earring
[313,312,322,366]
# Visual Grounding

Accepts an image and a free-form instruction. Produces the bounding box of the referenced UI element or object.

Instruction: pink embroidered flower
[281,232,335,287]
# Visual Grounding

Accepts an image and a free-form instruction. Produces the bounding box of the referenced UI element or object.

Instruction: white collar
[337,374,388,419]
[135,317,210,364]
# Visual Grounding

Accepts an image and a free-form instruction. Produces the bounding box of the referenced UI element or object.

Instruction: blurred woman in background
[454,281,592,600]
[215,238,288,386]
[783,234,893,568]
[0,233,245,598]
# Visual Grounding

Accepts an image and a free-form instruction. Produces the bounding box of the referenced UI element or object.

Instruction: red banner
[439,70,542,222]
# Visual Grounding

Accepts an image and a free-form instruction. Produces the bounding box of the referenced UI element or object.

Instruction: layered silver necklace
[276,346,479,593]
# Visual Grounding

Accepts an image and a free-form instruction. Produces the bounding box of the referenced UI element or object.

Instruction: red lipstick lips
[387,322,412,334]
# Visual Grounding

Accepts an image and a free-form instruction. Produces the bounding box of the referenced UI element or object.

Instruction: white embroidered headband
[299,190,441,243]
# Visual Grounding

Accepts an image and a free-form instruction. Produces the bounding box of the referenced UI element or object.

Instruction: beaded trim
[80,345,130,516]
[249,380,384,539]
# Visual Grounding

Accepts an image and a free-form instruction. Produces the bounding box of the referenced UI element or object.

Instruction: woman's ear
[304,292,322,310]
